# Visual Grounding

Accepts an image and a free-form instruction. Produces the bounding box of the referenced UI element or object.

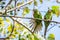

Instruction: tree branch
[12,16,60,24]
[4,0,13,9]
[6,0,33,12]
[14,0,17,15]
[6,17,33,39]
[5,17,15,39]
[47,23,56,32]
[11,17,33,33]
[0,15,60,24]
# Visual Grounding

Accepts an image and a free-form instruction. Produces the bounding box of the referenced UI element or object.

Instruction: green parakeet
[47,34,55,40]
[32,9,42,33]
[44,9,52,38]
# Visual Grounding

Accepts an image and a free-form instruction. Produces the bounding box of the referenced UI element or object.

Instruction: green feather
[33,9,42,33]
[44,9,52,27]
[44,9,52,37]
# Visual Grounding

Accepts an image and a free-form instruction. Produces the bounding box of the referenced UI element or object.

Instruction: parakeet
[47,34,55,40]
[31,9,42,33]
[44,9,52,37]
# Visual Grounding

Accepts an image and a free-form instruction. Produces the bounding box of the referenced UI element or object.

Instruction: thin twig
[14,0,17,16]
[6,19,15,39]
[0,0,33,14]
[11,17,33,34]
[5,0,16,39]
[0,15,60,24]
[12,16,60,24]
[47,23,56,32]
[6,0,33,12]
[4,0,13,9]
[44,26,48,38]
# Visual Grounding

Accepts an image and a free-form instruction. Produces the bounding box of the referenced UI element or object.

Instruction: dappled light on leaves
[7,24,13,32]
[34,0,38,6]
[17,2,23,6]
[47,34,55,40]
[39,0,43,3]
[0,17,4,27]
[23,7,30,16]
[52,6,60,17]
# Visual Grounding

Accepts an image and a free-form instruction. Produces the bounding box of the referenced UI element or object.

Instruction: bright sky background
[0,0,60,40]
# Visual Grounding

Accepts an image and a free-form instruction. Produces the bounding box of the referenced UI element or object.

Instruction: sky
[0,0,60,40]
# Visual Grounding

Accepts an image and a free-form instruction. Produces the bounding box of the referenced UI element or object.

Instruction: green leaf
[52,6,60,17]
[39,0,43,3]
[23,7,30,16]
[17,2,23,6]
[27,34,34,40]
[10,11,13,15]
[28,2,32,5]
[47,34,55,40]
[34,0,38,6]
[19,34,21,40]
[0,27,3,32]
[20,38,25,40]
[2,2,5,4]
[34,34,39,40]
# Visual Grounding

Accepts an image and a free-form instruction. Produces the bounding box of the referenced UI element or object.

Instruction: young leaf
[10,34,16,38]
[47,34,55,40]
[10,11,13,15]
[7,24,13,32]
[34,34,39,40]
[2,2,5,4]
[17,2,23,6]
[39,0,43,3]
[52,6,60,17]
[0,17,4,27]
[0,28,3,32]
[27,34,34,40]
[34,0,38,6]
[23,7,30,16]
[19,34,21,40]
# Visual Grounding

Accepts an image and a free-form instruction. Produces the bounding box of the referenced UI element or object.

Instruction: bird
[31,9,42,34]
[44,9,52,38]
